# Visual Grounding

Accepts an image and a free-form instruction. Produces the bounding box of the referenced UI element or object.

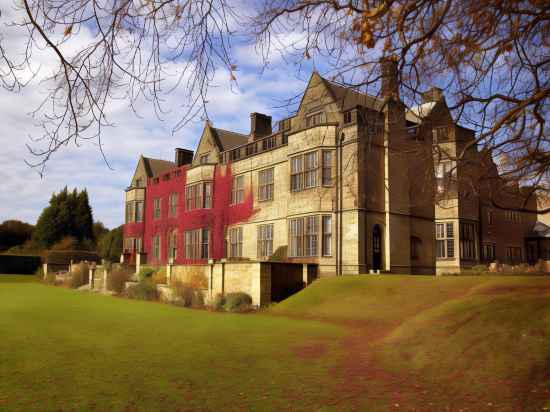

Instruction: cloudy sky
[0,2,314,229]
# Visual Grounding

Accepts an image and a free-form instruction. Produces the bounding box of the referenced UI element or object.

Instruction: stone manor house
[123,60,550,279]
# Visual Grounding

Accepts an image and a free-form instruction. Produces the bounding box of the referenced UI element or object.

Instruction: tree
[97,226,123,263]
[0,220,34,251]
[1,0,548,210]
[32,187,96,249]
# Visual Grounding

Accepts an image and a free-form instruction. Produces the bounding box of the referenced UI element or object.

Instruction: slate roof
[321,77,385,112]
[211,127,249,151]
[406,101,437,123]
[142,157,176,177]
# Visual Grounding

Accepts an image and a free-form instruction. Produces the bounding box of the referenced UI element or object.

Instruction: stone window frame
[231,175,245,205]
[432,125,449,143]
[460,221,477,260]
[153,234,161,260]
[153,198,161,220]
[228,226,243,258]
[258,168,274,202]
[168,229,178,260]
[343,110,352,124]
[199,153,210,164]
[322,215,332,257]
[184,228,209,260]
[289,215,330,258]
[185,182,212,210]
[321,150,334,187]
[436,222,455,259]
[257,223,274,258]
[305,111,326,128]
[169,193,178,217]
[125,202,134,223]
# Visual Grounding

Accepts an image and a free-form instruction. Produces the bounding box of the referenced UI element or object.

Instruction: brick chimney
[422,87,444,103]
[175,148,193,166]
[380,57,399,99]
[249,112,272,141]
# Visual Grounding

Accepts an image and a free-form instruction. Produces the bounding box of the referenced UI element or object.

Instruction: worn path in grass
[1,274,550,411]
[272,275,550,411]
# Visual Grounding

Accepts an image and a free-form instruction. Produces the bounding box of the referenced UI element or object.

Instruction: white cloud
[0,2,310,229]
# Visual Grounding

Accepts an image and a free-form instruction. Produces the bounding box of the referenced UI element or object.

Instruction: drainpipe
[338,131,345,276]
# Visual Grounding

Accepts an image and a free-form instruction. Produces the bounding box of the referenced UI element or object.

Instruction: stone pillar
[89,262,97,289]
[42,263,48,280]
[103,266,108,291]
[136,253,141,277]
[120,254,124,264]
[302,264,309,286]
[166,258,173,285]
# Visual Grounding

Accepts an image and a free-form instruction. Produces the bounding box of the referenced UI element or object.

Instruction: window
[135,201,144,222]
[460,222,477,260]
[231,175,245,204]
[186,182,211,210]
[185,229,208,259]
[258,168,274,201]
[289,216,323,257]
[322,215,332,256]
[435,161,456,193]
[169,193,178,217]
[506,246,522,265]
[200,153,210,164]
[306,111,326,128]
[482,243,496,262]
[201,229,210,259]
[411,236,421,260]
[125,202,134,223]
[505,210,521,223]
[153,198,161,219]
[432,126,449,142]
[169,230,178,260]
[135,178,143,188]
[487,209,494,225]
[322,150,334,186]
[291,155,304,192]
[304,152,318,188]
[343,110,352,124]
[204,182,212,209]
[257,224,274,258]
[436,222,455,259]
[229,227,243,258]
[136,237,143,253]
[153,234,161,260]
[124,237,133,253]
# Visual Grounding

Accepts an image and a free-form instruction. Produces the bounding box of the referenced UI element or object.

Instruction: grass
[1,274,549,411]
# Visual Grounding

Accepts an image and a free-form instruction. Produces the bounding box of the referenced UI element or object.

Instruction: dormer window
[306,111,326,128]
[200,153,210,164]
[279,118,291,131]
[135,178,143,188]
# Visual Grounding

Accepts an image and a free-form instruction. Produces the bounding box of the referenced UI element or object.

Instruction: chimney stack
[422,87,444,103]
[175,148,194,166]
[249,112,272,141]
[380,57,399,99]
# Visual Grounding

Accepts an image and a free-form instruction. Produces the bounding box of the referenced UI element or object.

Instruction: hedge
[0,255,42,274]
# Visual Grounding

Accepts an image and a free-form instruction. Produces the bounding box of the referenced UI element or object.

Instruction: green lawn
[1,274,550,411]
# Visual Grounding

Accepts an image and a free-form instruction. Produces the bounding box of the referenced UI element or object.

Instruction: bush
[223,292,253,312]
[213,294,226,311]
[108,265,133,294]
[67,262,89,288]
[171,281,204,308]
[125,279,159,301]
[152,268,167,285]
[138,266,156,280]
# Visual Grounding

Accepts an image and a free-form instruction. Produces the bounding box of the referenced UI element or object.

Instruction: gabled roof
[406,101,437,123]
[211,127,249,151]
[142,156,175,177]
[321,77,385,112]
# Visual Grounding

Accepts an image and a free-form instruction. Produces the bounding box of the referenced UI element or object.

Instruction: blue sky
[0,3,318,228]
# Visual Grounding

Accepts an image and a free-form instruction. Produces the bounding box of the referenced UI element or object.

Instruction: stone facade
[123,60,549,277]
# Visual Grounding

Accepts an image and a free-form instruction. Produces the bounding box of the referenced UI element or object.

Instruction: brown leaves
[63,25,73,37]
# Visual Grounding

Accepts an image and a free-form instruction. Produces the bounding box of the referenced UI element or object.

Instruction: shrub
[125,279,159,301]
[213,294,226,311]
[223,292,253,312]
[138,266,156,280]
[67,262,89,288]
[108,265,133,294]
[171,280,204,308]
[152,268,167,285]
[34,266,44,280]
